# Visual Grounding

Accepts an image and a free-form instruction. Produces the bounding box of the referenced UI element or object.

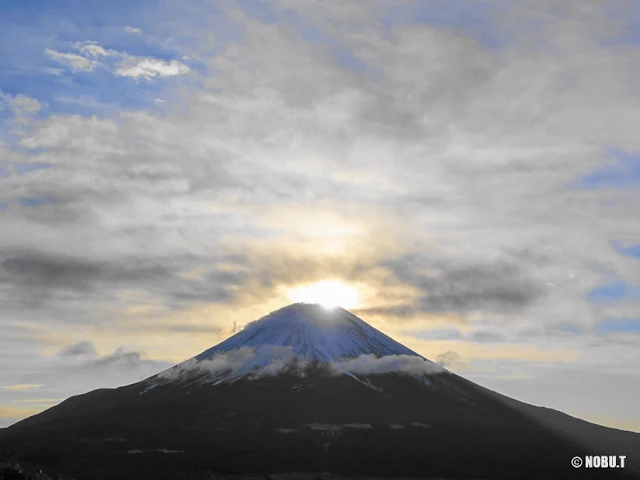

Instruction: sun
[287,280,361,309]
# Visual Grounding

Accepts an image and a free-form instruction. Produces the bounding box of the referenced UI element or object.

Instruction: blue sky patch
[576,148,640,190]
[601,2,640,47]
[612,240,640,259]
[596,318,640,334]
[588,279,640,303]
[408,0,505,48]
[0,0,203,121]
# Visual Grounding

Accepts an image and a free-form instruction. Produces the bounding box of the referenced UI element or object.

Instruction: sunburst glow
[287,280,361,309]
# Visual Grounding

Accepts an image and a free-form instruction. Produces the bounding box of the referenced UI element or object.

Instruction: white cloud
[115,56,190,79]
[157,346,302,381]
[43,42,189,81]
[45,48,99,72]
[0,91,42,121]
[124,26,142,35]
[73,40,114,58]
[0,91,43,134]
[158,349,443,382]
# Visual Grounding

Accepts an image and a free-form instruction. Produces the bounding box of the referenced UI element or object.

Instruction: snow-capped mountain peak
[197,303,421,362]
[152,303,441,385]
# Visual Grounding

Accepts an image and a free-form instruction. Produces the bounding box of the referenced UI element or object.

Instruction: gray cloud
[2,5,637,325]
[56,341,150,369]
[411,329,466,341]
[2,254,105,290]
[58,341,97,357]
[94,347,145,367]
[436,351,462,369]
[384,254,547,315]
[0,247,249,318]
[469,330,507,343]
[0,340,173,427]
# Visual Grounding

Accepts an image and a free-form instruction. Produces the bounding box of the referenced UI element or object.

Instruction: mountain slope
[1,304,638,480]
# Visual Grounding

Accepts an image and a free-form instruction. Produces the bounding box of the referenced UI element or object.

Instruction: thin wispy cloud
[124,26,142,35]
[45,40,189,80]
[45,49,100,72]
[2,384,44,392]
[116,56,191,79]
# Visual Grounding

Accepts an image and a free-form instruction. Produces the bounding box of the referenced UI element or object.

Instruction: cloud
[412,329,466,341]
[1,384,44,392]
[0,92,41,119]
[0,91,43,133]
[0,339,173,427]
[124,26,142,35]
[44,41,189,80]
[435,350,462,369]
[54,341,151,369]
[43,67,64,76]
[6,4,640,335]
[2,254,105,290]
[157,348,443,382]
[53,40,190,80]
[115,56,190,79]
[11,398,63,405]
[0,248,247,317]
[157,346,302,381]
[73,41,114,59]
[94,347,145,366]
[470,330,507,343]
[383,254,547,315]
[58,341,98,357]
[45,48,99,72]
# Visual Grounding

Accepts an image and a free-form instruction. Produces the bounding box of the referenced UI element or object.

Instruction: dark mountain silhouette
[1,304,638,480]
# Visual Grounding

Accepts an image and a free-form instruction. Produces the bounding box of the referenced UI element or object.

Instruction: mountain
[199,303,420,361]
[1,303,638,480]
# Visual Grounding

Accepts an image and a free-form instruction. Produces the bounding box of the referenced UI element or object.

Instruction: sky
[0,0,639,432]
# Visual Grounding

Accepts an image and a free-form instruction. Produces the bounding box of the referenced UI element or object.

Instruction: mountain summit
[1,305,638,480]
[198,303,421,362]
[152,303,439,386]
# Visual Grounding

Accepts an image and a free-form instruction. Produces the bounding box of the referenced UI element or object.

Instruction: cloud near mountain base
[156,347,444,382]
